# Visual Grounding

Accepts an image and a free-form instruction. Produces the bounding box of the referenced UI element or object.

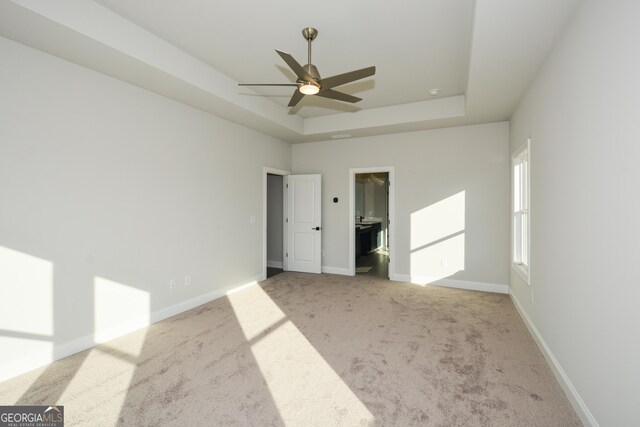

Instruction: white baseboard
[150,273,263,323]
[321,266,352,276]
[0,274,263,383]
[266,260,283,269]
[435,278,508,294]
[510,291,598,427]
[391,273,508,294]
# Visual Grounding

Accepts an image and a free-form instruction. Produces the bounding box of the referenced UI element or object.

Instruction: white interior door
[286,174,321,274]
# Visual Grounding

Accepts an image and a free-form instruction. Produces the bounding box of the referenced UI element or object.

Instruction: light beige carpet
[0,273,581,426]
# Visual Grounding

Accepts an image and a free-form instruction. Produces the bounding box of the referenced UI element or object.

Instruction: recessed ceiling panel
[95,0,474,118]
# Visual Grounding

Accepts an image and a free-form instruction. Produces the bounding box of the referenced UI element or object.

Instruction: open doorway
[266,174,284,278]
[355,172,389,277]
[349,167,395,279]
[263,167,289,281]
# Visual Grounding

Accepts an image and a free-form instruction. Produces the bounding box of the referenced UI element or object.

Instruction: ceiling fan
[238,28,376,107]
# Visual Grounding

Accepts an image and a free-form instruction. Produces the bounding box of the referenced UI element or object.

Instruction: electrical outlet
[185,275,191,286]
[169,279,176,290]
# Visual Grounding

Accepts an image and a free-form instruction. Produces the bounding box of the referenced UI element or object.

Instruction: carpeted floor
[0,273,581,426]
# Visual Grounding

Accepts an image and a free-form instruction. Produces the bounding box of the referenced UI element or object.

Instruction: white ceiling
[0,0,583,143]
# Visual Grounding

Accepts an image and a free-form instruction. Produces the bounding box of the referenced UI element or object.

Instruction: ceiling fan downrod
[300,28,321,83]
[302,27,318,66]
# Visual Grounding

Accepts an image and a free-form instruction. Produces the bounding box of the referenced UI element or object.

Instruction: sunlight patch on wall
[228,285,374,425]
[410,191,465,250]
[58,277,150,423]
[0,245,53,335]
[94,277,149,355]
[0,245,54,363]
[410,233,466,284]
[410,191,466,284]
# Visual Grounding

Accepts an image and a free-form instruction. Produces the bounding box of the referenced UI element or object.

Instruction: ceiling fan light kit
[299,82,320,95]
[238,28,376,107]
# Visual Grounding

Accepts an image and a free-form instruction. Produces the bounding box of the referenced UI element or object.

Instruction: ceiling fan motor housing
[302,64,321,82]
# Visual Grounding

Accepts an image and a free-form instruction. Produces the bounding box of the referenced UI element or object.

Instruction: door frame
[349,166,396,278]
[263,167,290,281]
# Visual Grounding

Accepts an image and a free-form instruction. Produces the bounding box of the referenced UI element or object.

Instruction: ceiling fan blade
[276,50,315,83]
[238,83,298,87]
[316,89,362,103]
[288,89,305,107]
[319,66,376,91]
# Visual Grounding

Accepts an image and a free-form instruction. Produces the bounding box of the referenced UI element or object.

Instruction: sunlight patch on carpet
[58,328,148,425]
[228,285,374,425]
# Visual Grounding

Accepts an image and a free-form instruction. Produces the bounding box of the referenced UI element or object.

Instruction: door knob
[312,226,321,231]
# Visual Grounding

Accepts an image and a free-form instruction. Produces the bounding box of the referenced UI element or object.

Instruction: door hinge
[286,183,289,188]
[286,218,288,223]
[286,252,288,257]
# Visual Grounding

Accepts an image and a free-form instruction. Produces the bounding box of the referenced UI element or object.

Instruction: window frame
[512,138,530,284]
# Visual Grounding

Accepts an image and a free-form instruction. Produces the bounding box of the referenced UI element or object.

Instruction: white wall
[508,1,640,425]
[266,174,283,265]
[292,122,510,287]
[0,37,291,380]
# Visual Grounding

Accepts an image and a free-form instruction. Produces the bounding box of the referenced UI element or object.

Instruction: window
[512,139,530,283]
